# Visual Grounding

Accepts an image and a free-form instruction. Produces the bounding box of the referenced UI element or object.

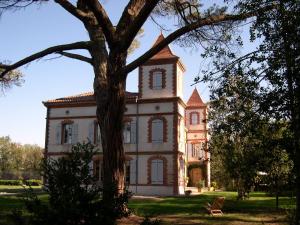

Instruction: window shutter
[88,121,94,143]
[130,121,136,144]
[130,160,136,184]
[151,161,158,183]
[152,120,163,143]
[157,160,163,184]
[72,123,79,144]
[55,124,61,144]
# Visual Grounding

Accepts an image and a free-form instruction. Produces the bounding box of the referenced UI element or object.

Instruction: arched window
[151,159,163,184]
[152,71,163,89]
[57,120,78,145]
[149,69,166,90]
[190,112,199,125]
[152,119,163,143]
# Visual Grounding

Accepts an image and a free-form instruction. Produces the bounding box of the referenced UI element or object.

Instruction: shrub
[211,181,218,189]
[0,179,23,185]
[11,142,131,225]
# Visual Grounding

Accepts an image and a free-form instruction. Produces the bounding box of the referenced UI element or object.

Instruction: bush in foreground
[12,142,131,225]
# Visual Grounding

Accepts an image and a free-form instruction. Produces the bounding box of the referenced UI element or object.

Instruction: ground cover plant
[0,189,295,225]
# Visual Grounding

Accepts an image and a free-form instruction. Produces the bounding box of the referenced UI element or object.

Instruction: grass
[129,191,295,224]
[0,186,296,225]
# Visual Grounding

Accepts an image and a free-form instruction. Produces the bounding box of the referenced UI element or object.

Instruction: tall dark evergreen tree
[203,0,299,223]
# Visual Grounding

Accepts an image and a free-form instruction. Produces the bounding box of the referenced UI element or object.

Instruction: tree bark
[93,45,128,220]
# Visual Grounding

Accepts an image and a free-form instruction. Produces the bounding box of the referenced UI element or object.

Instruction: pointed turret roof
[150,33,178,59]
[186,88,205,107]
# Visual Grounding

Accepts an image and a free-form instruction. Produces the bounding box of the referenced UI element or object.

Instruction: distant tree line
[0,136,43,180]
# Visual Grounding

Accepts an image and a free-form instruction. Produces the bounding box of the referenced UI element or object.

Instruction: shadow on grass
[129,192,295,217]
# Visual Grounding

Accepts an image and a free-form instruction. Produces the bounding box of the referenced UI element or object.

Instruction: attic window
[149,69,166,90]
[153,71,162,89]
[190,112,199,125]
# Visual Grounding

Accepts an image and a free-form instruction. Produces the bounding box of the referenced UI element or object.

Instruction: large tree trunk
[93,47,128,222]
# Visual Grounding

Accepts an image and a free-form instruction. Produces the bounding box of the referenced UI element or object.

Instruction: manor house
[43,34,210,196]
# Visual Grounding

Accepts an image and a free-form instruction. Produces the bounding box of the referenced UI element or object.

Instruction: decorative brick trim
[143,57,185,73]
[61,119,74,124]
[47,151,183,156]
[138,66,143,98]
[123,117,133,122]
[147,155,168,185]
[187,129,208,133]
[173,102,179,195]
[186,105,207,109]
[149,68,166,89]
[172,63,177,96]
[45,96,187,108]
[189,111,200,125]
[44,108,50,156]
[147,116,168,143]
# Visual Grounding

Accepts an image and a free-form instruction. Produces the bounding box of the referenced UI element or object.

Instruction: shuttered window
[123,120,136,144]
[63,124,73,144]
[123,121,131,144]
[191,143,201,157]
[152,72,163,89]
[88,121,101,145]
[191,113,199,125]
[152,119,163,143]
[151,159,163,184]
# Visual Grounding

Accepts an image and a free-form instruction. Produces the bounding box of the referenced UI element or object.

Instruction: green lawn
[0,186,296,225]
[129,191,295,224]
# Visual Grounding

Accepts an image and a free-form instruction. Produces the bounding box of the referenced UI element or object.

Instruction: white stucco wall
[176,64,184,99]
[49,106,96,117]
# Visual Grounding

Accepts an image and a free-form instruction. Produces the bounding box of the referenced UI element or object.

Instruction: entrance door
[189,168,202,186]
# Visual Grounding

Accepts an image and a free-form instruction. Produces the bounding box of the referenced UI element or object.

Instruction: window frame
[151,119,164,143]
[149,68,166,90]
[62,122,73,144]
[151,159,164,184]
[123,121,131,144]
[94,121,101,145]
[190,112,200,125]
[152,71,163,90]
[147,156,167,185]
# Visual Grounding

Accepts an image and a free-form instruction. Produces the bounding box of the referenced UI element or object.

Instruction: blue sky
[0,1,255,147]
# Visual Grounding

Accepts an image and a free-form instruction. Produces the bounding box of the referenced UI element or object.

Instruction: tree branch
[122,5,276,75]
[54,0,93,22]
[0,41,92,77]
[117,0,160,51]
[56,51,93,64]
[86,0,116,47]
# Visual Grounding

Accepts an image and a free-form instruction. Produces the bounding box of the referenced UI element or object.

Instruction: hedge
[0,179,42,186]
[24,179,42,186]
[0,180,23,186]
